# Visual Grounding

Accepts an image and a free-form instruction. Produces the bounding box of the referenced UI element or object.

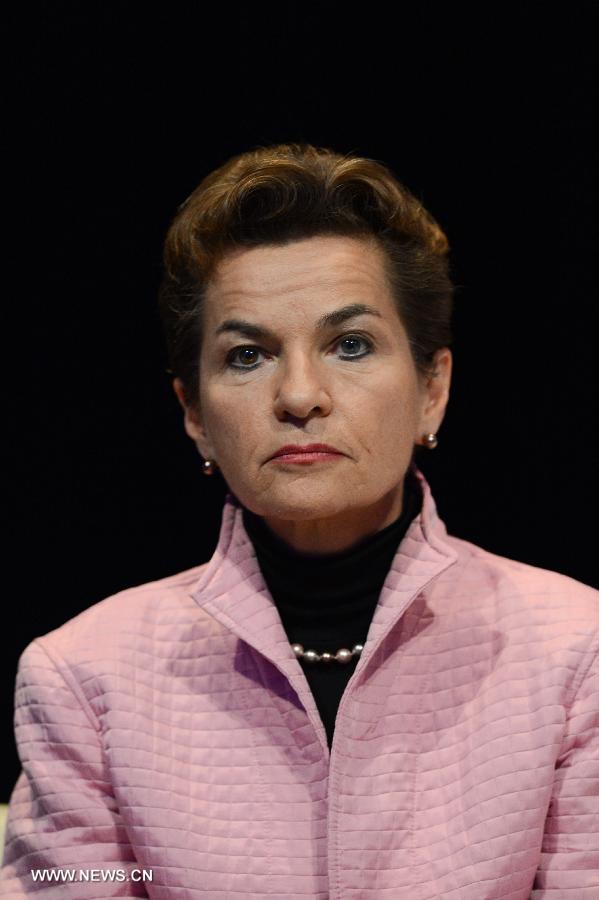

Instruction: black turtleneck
[241,469,423,750]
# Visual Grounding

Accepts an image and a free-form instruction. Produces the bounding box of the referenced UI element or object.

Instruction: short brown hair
[158,142,455,408]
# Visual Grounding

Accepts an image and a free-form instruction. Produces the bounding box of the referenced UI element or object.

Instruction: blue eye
[225,334,373,371]
[336,334,372,359]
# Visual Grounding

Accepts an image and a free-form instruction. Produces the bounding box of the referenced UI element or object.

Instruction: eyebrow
[214,303,383,340]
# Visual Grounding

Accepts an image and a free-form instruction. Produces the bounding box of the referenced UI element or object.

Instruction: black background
[3,3,597,800]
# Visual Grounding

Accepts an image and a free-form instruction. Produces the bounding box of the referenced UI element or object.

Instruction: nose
[272,349,333,422]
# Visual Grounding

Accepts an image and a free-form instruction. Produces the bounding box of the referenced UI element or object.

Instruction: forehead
[203,235,397,323]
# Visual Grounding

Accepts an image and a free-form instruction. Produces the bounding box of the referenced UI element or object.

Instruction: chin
[242,484,362,522]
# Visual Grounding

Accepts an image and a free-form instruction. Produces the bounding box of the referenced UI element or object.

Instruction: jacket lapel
[358,465,459,673]
[188,464,458,723]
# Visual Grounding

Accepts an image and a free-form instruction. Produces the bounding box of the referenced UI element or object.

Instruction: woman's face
[175,235,451,552]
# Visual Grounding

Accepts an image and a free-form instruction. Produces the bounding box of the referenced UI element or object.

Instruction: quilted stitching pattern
[1,468,597,898]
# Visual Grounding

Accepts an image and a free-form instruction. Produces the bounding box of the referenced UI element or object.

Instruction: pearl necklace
[291,642,364,664]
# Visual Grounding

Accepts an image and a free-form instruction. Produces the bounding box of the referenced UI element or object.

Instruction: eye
[225,345,266,370]
[334,333,373,359]
[225,333,374,371]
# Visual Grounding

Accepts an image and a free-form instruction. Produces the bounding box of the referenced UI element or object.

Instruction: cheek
[386,393,420,435]
[203,388,259,456]
[349,375,420,443]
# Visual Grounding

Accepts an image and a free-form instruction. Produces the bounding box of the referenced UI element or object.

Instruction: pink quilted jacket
[1,467,598,898]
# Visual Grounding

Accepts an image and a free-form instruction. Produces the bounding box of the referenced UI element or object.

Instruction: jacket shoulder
[444,531,599,622]
[18,561,211,671]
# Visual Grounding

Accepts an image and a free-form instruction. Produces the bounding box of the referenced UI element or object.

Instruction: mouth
[267,443,346,465]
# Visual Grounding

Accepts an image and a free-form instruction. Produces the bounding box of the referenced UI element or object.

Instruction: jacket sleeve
[0,639,148,898]
[531,634,599,897]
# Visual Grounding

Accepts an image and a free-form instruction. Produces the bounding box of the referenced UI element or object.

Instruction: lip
[268,443,345,462]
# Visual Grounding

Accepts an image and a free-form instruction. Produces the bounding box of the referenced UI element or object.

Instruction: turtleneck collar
[241,468,423,631]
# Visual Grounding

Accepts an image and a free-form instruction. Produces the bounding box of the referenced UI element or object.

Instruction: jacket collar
[189,463,458,692]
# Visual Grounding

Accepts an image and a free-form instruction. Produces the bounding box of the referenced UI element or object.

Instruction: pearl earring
[423,433,438,450]
[202,459,215,475]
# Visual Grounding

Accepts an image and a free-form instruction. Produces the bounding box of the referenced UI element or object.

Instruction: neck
[259,479,405,555]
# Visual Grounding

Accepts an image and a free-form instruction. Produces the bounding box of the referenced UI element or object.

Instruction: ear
[417,347,452,436]
[172,377,216,461]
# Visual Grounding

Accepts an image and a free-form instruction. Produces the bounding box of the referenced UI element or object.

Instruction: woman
[1,144,597,898]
